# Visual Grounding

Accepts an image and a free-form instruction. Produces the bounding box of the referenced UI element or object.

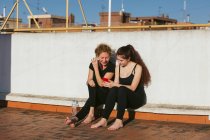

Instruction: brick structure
[99,11,177,26]
[130,15,177,25]
[28,14,75,28]
[0,16,22,29]
[100,11,130,26]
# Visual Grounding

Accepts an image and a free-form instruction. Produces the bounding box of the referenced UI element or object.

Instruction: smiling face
[98,52,110,66]
[117,55,130,67]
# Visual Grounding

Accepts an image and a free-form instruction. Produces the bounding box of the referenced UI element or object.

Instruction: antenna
[158,6,162,16]
[121,0,125,12]
[183,0,187,22]
[37,0,40,14]
[101,4,105,12]
[42,7,48,14]
[108,0,112,32]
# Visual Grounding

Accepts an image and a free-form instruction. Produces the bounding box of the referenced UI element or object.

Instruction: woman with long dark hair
[91,44,151,130]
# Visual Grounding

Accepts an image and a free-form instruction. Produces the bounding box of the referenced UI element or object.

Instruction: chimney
[187,14,190,22]
[3,7,6,17]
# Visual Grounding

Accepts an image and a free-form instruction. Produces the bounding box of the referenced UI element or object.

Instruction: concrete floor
[0,107,210,140]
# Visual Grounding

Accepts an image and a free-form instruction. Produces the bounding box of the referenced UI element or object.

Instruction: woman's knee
[109,87,118,93]
[118,86,131,94]
[88,85,96,91]
[130,93,147,109]
[106,87,118,99]
[141,93,147,106]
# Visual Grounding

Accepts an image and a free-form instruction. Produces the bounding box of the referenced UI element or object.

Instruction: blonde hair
[95,43,112,57]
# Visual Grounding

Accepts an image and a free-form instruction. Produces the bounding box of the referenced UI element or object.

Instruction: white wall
[147,30,210,106]
[1,30,210,108]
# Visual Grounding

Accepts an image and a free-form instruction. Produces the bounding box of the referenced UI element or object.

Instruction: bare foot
[82,115,95,124]
[108,119,123,131]
[64,117,71,125]
[64,116,78,128]
[91,118,107,128]
[69,123,76,128]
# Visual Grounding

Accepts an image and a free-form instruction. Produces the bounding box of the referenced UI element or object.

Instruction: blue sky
[1,0,210,24]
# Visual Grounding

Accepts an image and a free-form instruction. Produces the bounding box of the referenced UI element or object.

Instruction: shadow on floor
[0,100,8,108]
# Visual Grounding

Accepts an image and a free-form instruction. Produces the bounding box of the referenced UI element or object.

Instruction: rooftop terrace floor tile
[0,107,210,140]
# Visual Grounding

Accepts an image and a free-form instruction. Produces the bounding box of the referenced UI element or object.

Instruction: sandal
[64,116,78,127]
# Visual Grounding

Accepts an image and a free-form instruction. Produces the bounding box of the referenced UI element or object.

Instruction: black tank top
[119,64,137,85]
[119,64,144,93]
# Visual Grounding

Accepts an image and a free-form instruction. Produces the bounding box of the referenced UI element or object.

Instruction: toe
[70,123,75,128]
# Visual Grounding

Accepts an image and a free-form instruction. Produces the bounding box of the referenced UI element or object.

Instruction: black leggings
[102,86,146,120]
[76,85,109,121]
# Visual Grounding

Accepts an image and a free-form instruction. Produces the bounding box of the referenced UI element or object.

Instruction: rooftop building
[130,15,177,25]
[99,11,177,26]
[27,14,75,28]
[100,11,131,26]
[0,16,22,29]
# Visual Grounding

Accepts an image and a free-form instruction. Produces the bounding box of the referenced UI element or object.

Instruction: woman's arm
[93,67,103,87]
[90,58,103,87]
[92,58,114,87]
[103,72,114,82]
[87,69,95,87]
[94,66,115,87]
[114,65,119,84]
[103,65,120,88]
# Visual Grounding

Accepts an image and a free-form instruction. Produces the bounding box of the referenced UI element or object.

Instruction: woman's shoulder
[132,62,142,70]
[89,63,93,70]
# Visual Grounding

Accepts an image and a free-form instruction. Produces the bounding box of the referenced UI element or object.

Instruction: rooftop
[27,14,67,20]
[0,107,210,140]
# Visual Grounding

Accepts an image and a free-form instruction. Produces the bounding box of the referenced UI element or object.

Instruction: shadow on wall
[0,34,11,102]
[110,49,116,64]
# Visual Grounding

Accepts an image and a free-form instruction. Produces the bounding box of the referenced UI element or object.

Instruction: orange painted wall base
[1,100,210,125]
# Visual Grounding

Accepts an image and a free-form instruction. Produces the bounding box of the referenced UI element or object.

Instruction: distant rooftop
[27,14,67,20]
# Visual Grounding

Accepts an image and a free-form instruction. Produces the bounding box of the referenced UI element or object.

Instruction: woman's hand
[91,57,99,70]
[103,80,119,88]
[88,80,96,87]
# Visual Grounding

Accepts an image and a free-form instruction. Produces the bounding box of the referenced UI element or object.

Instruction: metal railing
[0,23,209,33]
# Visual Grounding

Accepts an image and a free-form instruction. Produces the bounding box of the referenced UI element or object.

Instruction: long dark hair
[116,44,151,86]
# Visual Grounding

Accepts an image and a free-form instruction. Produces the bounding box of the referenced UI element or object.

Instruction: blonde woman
[65,43,115,127]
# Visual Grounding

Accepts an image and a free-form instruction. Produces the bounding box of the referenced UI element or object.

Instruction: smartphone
[102,78,109,82]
